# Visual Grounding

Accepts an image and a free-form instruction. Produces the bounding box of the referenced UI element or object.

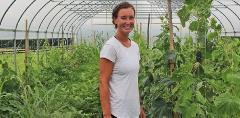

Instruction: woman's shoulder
[104,36,119,47]
[130,40,139,48]
[130,40,137,45]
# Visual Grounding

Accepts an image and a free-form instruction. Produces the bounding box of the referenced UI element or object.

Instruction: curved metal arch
[147,0,178,13]
[57,1,102,34]
[63,1,106,31]
[29,0,52,31]
[63,14,82,31]
[74,17,97,38]
[74,1,119,34]
[76,20,89,36]
[74,1,120,36]
[37,1,64,33]
[146,1,165,16]
[212,6,235,35]
[45,0,76,33]
[67,3,106,34]
[14,0,37,44]
[233,0,240,6]
[64,1,106,32]
[0,0,17,25]
[149,0,183,11]
[52,1,85,33]
[73,1,118,32]
[75,13,103,38]
[71,0,120,33]
[53,1,93,33]
[12,0,37,72]
[14,0,37,31]
[216,0,240,34]
[74,11,103,36]
[75,19,90,38]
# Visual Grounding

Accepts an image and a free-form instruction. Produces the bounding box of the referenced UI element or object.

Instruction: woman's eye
[120,16,134,20]
[121,17,127,20]
[129,16,134,20]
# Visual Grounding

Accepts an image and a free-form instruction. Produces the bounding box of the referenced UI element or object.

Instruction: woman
[99,2,146,118]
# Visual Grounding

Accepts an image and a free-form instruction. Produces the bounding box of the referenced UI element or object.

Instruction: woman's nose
[126,18,134,24]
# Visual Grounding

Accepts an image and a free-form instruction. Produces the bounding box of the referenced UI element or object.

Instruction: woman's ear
[112,19,115,25]
[113,19,117,28]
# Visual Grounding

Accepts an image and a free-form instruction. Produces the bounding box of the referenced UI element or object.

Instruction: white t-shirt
[100,36,140,118]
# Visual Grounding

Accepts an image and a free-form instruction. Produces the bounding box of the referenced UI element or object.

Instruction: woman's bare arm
[99,58,114,118]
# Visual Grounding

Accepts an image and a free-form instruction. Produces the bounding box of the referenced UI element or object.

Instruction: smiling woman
[99,2,146,118]
[113,7,135,47]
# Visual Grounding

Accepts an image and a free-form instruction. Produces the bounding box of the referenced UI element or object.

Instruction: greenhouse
[0,0,240,117]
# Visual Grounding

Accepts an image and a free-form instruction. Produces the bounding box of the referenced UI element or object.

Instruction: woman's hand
[139,106,146,118]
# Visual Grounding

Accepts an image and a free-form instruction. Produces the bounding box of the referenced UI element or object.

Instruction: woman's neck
[115,31,129,42]
[115,31,131,47]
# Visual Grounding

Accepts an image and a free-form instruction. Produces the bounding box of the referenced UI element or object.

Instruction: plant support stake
[25,19,29,72]
[147,13,150,48]
[167,0,175,75]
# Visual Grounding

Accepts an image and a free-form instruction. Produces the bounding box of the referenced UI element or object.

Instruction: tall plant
[177,0,213,45]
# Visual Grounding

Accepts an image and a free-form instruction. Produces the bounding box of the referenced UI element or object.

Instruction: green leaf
[185,0,197,5]
[208,32,218,41]
[216,24,222,31]
[196,91,206,104]
[215,93,240,116]
[210,18,217,29]
[177,6,191,27]
[189,21,199,31]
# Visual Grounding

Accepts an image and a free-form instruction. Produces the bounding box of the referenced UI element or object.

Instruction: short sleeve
[100,44,117,63]
[136,44,141,61]
[138,51,141,61]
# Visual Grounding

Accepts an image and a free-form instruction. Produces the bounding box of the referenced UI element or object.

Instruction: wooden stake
[140,22,142,36]
[93,31,96,46]
[72,26,74,45]
[25,19,29,71]
[168,0,174,51]
[167,0,175,75]
[147,14,150,48]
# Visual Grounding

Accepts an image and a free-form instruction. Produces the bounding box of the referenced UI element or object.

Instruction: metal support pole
[25,19,29,72]
[147,14,150,48]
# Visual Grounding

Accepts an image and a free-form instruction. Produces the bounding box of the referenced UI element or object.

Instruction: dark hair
[112,2,135,28]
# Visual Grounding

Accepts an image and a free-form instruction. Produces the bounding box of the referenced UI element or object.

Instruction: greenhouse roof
[0,0,240,40]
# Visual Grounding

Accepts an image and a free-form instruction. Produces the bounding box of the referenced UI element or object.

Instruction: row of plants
[134,0,240,117]
[136,31,240,117]
[0,43,102,118]
[1,23,240,118]
[1,27,239,118]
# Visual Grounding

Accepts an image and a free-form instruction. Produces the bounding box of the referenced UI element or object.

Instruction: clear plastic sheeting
[212,0,240,36]
[0,0,239,41]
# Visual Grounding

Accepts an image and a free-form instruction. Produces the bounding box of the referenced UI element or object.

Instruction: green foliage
[154,16,170,52]
[0,43,101,118]
[137,26,240,117]
[95,31,106,51]
[177,0,215,44]
[208,18,222,41]
[132,27,147,52]
[177,6,190,27]
[212,72,240,117]
[0,93,23,117]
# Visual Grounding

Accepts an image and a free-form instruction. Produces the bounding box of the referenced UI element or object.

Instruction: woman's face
[114,8,135,35]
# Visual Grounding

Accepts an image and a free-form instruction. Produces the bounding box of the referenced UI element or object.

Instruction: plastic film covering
[0,0,240,41]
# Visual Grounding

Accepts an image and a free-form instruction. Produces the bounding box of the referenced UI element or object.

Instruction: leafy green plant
[177,0,214,44]
[0,42,102,117]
